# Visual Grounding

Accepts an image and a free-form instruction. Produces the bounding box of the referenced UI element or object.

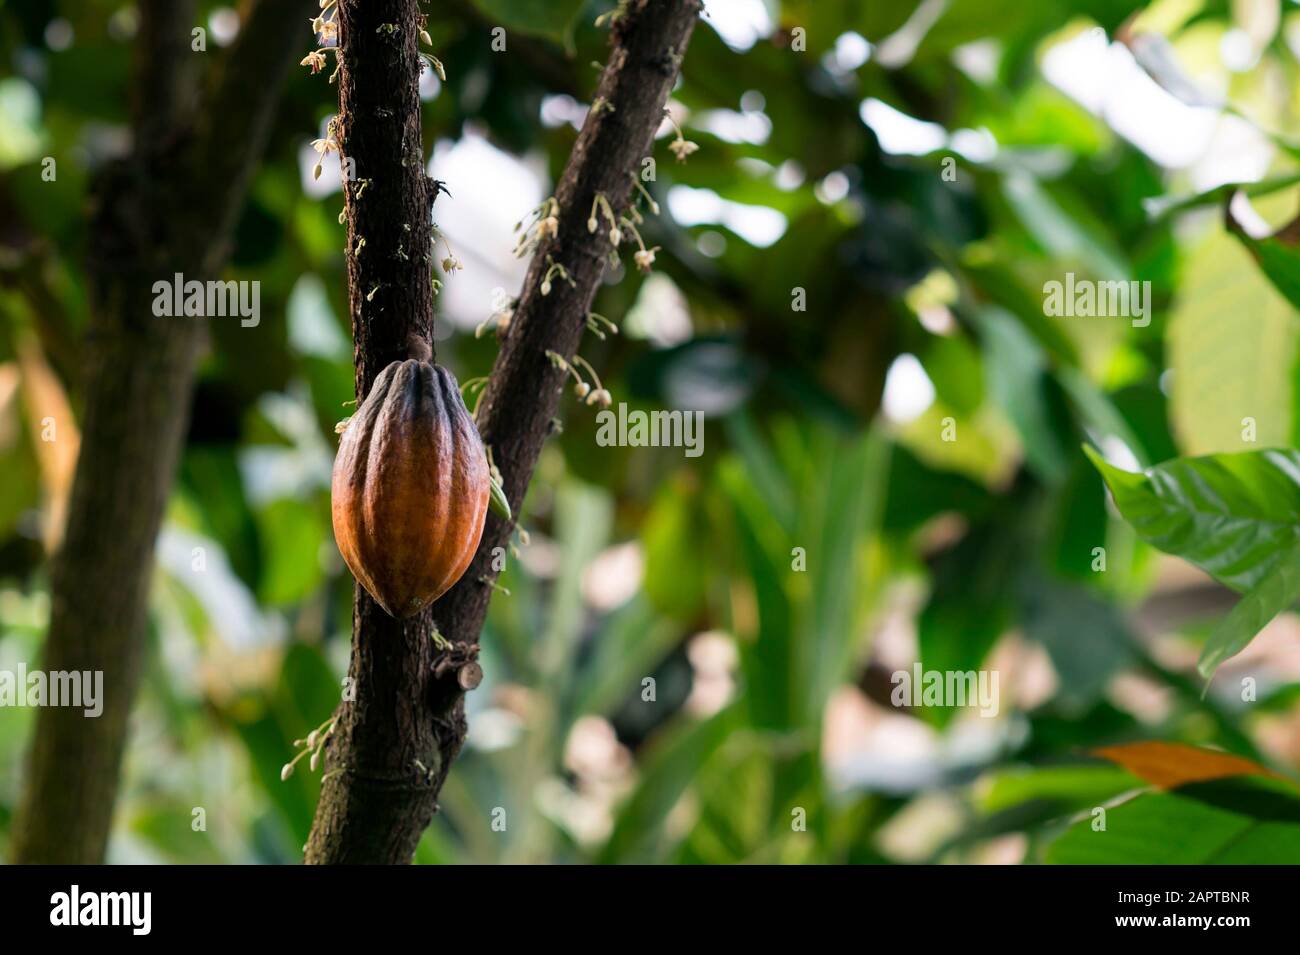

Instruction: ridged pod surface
[331,359,490,618]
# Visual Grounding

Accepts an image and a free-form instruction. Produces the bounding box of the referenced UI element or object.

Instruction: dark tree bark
[301,0,449,865]
[10,0,316,864]
[305,0,702,864]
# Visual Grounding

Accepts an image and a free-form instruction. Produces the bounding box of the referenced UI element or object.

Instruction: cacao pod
[331,359,490,618]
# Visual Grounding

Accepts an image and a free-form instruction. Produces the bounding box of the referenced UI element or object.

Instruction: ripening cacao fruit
[331,359,490,618]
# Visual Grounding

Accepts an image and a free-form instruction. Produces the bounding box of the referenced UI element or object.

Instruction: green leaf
[572,596,679,720]
[725,411,795,534]
[804,429,889,725]
[1167,228,1296,454]
[678,743,776,863]
[1046,779,1300,864]
[468,0,588,49]
[781,0,917,52]
[598,706,740,864]
[129,804,224,863]
[1020,574,1133,711]
[227,645,339,852]
[1001,171,1130,282]
[979,765,1141,816]
[255,498,326,607]
[918,521,1017,723]
[971,306,1071,483]
[641,473,712,620]
[721,458,795,730]
[537,481,611,681]
[1056,366,1151,467]
[923,333,985,415]
[1234,231,1300,313]
[721,425,887,732]
[1085,446,1300,592]
[1199,541,1300,678]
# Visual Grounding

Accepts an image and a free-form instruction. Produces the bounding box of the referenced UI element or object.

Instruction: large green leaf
[1085,446,1300,592]
[1046,779,1300,864]
[938,765,1140,856]
[1167,229,1296,454]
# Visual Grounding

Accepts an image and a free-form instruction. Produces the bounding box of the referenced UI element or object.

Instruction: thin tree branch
[305,0,702,865]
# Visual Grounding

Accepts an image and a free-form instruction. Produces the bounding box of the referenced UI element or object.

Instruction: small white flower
[538,216,560,239]
[442,255,461,273]
[280,763,294,782]
[301,50,327,73]
[541,279,552,296]
[574,381,591,399]
[587,216,598,233]
[609,227,623,246]
[586,388,612,408]
[668,138,699,162]
[634,247,659,272]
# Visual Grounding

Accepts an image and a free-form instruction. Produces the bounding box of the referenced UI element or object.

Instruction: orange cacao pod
[331,359,490,618]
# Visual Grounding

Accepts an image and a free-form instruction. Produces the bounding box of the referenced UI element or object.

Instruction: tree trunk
[301,0,449,865]
[305,0,702,864]
[10,0,315,864]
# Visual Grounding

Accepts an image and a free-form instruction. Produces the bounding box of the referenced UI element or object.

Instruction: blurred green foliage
[2,0,1300,864]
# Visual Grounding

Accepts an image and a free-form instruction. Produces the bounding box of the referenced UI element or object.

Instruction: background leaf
[1087,446,1300,592]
